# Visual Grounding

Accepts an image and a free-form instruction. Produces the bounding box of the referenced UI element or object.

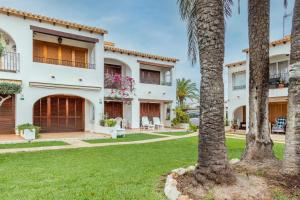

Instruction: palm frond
[284,0,288,9]
[178,0,233,64]
[224,0,234,18]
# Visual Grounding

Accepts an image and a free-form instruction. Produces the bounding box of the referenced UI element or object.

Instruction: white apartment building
[0,7,177,134]
[226,36,290,130]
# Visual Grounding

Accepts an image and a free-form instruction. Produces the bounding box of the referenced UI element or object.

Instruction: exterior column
[130,98,140,128]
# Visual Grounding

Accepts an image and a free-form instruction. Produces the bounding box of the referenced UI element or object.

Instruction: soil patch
[176,172,272,200]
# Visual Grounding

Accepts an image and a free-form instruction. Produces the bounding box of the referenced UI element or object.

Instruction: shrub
[100,119,117,127]
[0,42,4,57]
[0,82,22,94]
[188,123,198,132]
[172,107,190,125]
[17,123,41,139]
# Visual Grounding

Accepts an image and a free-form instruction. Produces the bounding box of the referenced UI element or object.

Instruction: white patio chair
[141,116,155,130]
[115,117,126,138]
[153,117,164,130]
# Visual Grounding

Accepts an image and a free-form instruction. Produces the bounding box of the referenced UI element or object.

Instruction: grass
[0,137,284,200]
[156,131,191,136]
[84,133,166,144]
[0,141,68,149]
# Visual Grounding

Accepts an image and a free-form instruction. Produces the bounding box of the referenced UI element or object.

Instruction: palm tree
[283,0,300,175]
[178,0,236,184]
[242,0,276,161]
[176,78,199,107]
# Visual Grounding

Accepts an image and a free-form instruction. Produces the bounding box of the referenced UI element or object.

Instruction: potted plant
[278,78,285,88]
[17,123,40,140]
[99,118,118,138]
[172,107,190,129]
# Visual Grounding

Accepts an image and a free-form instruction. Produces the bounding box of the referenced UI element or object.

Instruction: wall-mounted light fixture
[99,99,103,104]
[50,74,55,79]
[58,36,63,44]
[20,94,24,101]
[79,78,83,82]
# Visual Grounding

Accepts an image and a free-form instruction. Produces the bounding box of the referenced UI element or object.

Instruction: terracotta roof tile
[104,45,178,63]
[0,7,107,35]
[225,60,246,68]
[242,36,291,53]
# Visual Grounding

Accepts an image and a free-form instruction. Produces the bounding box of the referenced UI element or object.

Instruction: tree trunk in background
[283,0,300,175]
[242,0,276,161]
[194,0,235,185]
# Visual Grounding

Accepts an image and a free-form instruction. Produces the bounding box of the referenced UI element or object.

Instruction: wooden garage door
[140,103,160,119]
[33,96,85,133]
[0,95,15,134]
[104,101,123,118]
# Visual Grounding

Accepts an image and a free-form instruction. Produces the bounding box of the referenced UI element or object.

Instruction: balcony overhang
[138,98,173,103]
[104,97,133,102]
[137,60,174,69]
[30,25,99,43]
[29,82,101,91]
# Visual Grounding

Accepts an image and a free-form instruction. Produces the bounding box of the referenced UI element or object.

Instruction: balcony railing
[0,51,20,72]
[269,73,289,88]
[233,85,246,90]
[33,56,96,69]
[160,81,172,86]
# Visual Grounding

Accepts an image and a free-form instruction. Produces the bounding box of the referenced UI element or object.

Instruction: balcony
[269,73,289,88]
[0,51,20,73]
[33,56,95,69]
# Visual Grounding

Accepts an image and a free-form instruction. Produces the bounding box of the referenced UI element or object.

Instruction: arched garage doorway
[33,95,85,133]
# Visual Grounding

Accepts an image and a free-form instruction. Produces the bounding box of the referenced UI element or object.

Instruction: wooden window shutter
[74,48,87,68]
[61,45,73,66]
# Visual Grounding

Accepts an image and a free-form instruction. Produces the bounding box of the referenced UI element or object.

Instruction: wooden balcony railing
[33,56,96,69]
[0,51,20,72]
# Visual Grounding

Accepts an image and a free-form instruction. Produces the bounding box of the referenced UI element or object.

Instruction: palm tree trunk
[283,0,300,175]
[242,0,276,161]
[194,0,235,185]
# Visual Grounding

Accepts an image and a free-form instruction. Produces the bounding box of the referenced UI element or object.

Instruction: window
[104,64,122,88]
[269,60,289,85]
[140,69,160,85]
[269,63,277,77]
[232,71,246,90]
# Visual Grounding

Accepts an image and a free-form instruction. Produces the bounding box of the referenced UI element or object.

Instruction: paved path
[0,133,197,154]
[0,132,284,155]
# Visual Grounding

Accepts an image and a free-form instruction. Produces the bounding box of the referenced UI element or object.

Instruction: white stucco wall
[103,51,177,128]
[0,13,177,131]
[227,41,291,131]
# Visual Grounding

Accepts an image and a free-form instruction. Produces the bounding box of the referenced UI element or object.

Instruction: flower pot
[278,83,285,88]
[23,129,36,140]
[175,123,189,130]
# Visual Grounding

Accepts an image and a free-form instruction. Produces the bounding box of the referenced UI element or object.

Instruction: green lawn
[0,141,68,149]
[0,137,284,200]
[84,133,166,144]
[156,131,191,136]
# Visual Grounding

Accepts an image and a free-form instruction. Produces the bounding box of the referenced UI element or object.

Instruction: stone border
[164,166,195,200]
[164,159,241,200]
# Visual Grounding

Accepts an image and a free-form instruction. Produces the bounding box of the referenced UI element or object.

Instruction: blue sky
[0,0,295,99]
